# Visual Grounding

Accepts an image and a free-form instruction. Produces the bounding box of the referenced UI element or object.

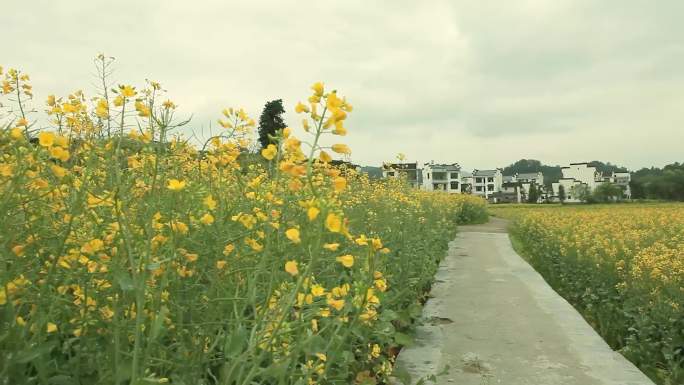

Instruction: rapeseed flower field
[0,60,487,384]
[492,204,683,385]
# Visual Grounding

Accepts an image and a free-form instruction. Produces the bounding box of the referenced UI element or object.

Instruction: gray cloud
[2,0,683,171]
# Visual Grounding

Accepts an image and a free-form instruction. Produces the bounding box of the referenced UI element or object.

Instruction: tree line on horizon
[254,102,684,202]
[502,159,684,201]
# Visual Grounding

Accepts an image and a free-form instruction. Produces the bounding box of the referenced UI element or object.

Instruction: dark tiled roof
[384,163,417,170]
[517,172,542,180]
[473,169,499,177]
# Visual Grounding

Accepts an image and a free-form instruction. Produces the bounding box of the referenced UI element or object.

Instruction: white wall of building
[471,169,503,199]
[422,163,462,193]
[561,164,599,190]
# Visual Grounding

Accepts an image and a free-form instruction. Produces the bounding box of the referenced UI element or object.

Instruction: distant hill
[361,166,383,179]
[502,159,629,185]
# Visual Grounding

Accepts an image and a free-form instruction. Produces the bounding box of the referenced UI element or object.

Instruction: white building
[551,163,631,202]
[383,162,420,188]
[471,169,503,199]
[550,163,599,203]
[552,178,587,203]
[498,172,545,203]
[600,171,632,199]
[560,163,601,190]
[422,162,462,193]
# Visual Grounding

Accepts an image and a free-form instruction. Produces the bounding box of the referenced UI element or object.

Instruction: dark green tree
[527,184,539,203]
[257,99,286,149]
[558,185,566,204]
[630,162,684,201]
[592,183,624,203]
[572,185,591,203]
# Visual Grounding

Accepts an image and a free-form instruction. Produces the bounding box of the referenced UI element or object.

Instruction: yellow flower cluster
[494,203,683,384]
[0,60,487,384]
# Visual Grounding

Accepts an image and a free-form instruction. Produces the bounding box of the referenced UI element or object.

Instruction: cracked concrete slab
[393,218,654,385]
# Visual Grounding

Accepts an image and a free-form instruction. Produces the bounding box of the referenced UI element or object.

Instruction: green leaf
[48,375,74,385]
[394,332,414,347]
[116,272,135,292]
[14,342,56,364]
[224,325,247,357]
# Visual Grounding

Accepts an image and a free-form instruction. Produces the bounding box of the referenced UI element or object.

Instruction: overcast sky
[4,0,683,170]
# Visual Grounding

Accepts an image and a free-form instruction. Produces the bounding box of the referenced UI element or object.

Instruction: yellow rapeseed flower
[311,82,324,96]
[204,195,217,210]
[47,322,58,333]
[223,244,235,256]
[307,207,320,221]
[170,221,189,234]
[51,165,67,179]
[285,228,301,244]
[295,102,309,113]
[319,150,332,163]
[261,144,277,160]
[120,85,136,97]
[49,146,70,162]
[167,179,186,191]
[200,213,215,225]
[311,284,326,297]
[285,260,299,276]
[0,164,12,177]
[333,176,346,192]
[331,144,351,155]
[10,127,23,140]
[12,245,25,256]
[325,213,342,233]
[327,296,345,311]
[38,131,55,147]
[336,254,354,268]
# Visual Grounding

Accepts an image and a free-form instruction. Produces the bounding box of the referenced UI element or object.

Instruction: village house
[601,171,632,199]
[421,162,462,193]
[382,162,420,188]
[551,163,631,202]
[469,169,503,200]
[495,172,545,203]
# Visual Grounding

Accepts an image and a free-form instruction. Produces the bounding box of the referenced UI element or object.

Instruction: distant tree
[629,179,645,199]
[527,184,539,203]
[572,185,591,203]
[588,160,629,174]
[257,99,286,149]
[558,185,566,204]
[592,183,623,203]
[630,162,684,201]
[502,159,562,186]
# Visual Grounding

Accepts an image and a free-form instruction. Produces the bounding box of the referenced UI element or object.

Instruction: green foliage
[558,185,566,203]
[526,184,539,203]
[587,160,628,175]
[630,162,684,201]
[502,159,561,186]
[592,183,624,203]
[257,99,286,149]
[571,184,591,202]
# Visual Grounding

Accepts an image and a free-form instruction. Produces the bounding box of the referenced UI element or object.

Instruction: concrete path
[393,217,654,385]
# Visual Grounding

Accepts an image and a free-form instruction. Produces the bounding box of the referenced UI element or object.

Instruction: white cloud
[3,0,683,170]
